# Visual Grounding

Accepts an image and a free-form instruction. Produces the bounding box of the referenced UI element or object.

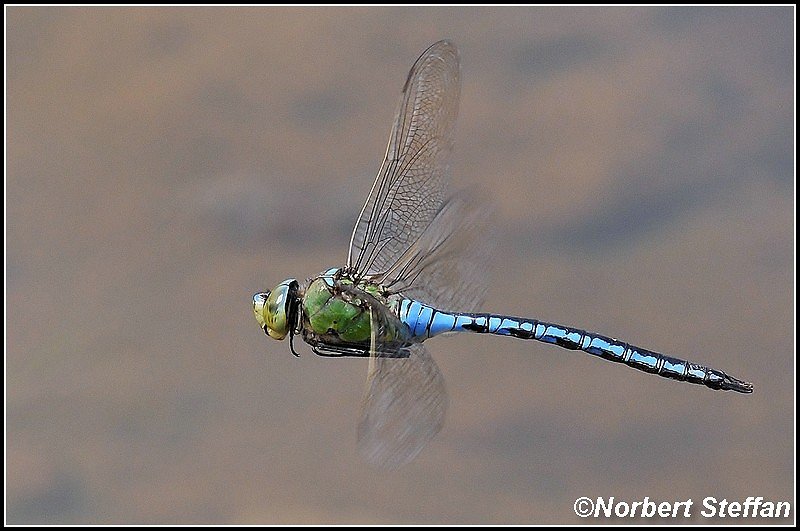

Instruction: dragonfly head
[253,278,299,340]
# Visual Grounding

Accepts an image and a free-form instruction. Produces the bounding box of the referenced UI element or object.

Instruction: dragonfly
[253,40,753,469]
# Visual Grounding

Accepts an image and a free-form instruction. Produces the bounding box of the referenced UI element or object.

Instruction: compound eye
[253,280,295,340]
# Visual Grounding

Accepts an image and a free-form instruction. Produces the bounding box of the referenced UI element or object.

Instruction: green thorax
[301,268,401,345]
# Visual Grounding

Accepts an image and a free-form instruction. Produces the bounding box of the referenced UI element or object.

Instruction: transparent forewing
[342,283,447,468]
[348,40,460,280]
[357,343,447,469]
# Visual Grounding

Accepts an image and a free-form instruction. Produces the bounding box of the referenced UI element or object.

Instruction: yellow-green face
[253,279,295,340]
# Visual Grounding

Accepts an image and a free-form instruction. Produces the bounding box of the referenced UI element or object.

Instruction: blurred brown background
[6,6,793,524]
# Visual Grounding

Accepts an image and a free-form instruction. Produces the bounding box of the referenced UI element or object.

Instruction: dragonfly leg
[309,340,412,358]
[289,330,300,357]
